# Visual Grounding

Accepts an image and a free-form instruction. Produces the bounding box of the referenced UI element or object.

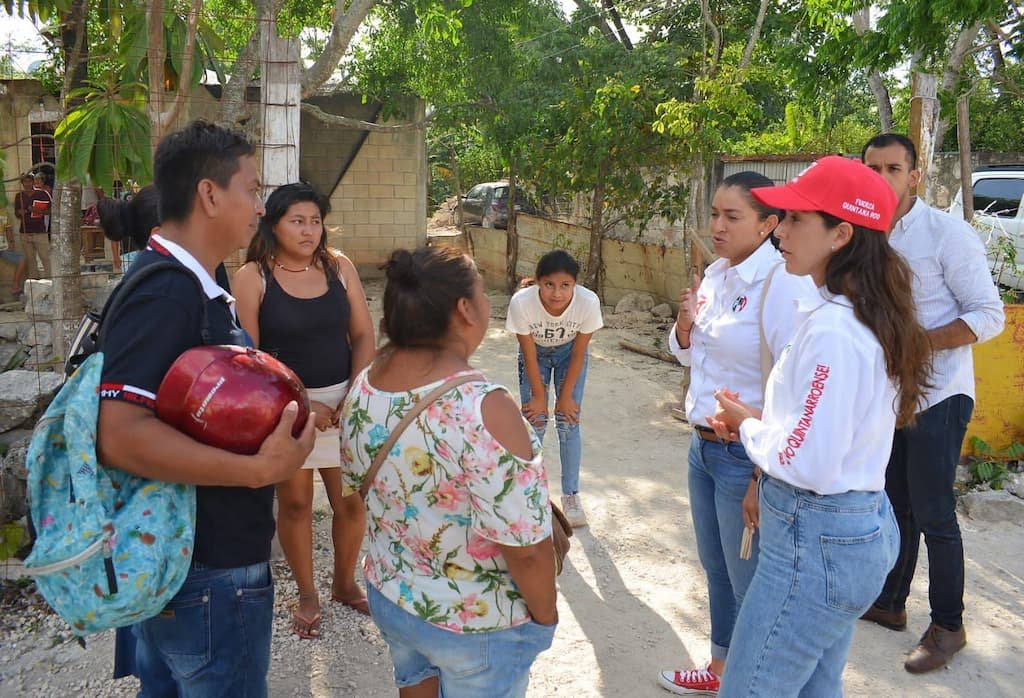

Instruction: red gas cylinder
[156,345,309,455]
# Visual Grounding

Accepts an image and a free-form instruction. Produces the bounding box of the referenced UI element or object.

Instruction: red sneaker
[657,665,720,695]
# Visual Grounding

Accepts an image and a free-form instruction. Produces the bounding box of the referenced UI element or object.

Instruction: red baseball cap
[750,156,898,232]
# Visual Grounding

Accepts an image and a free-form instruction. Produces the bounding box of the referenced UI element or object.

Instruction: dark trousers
[875,394,973,631]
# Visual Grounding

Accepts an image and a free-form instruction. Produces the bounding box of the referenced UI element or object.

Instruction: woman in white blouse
[659,172,813,696]
[710,156,932,696]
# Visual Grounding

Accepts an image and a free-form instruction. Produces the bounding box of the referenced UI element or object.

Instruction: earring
[830,245,835,251]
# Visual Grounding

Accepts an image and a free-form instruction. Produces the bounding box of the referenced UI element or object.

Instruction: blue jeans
[875,395,973,630]
[688,436,759,661]
[517,340,588,495]
[721,477,899,697]
[367,583,556,697]
[133,561,274,698]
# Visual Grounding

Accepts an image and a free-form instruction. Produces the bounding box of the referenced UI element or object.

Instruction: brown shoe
[904,623,967,674]
[860,604,907,631]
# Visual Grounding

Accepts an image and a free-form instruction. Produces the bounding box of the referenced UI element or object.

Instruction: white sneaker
[561,494,587,528]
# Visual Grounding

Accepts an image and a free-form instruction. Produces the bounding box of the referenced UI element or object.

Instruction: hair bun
[384,249,419,288]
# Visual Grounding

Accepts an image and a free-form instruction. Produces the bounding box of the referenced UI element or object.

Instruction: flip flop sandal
[292,610,322,639]
[331,594,370,616]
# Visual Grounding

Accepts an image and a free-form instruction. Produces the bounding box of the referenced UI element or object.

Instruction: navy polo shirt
[99,236,275,568]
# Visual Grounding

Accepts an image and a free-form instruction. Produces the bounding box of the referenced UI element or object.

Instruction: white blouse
[668,241,814,423]
[740,291,898,494]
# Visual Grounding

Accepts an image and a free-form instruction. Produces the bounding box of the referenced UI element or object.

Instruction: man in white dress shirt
[860,134,1004,674]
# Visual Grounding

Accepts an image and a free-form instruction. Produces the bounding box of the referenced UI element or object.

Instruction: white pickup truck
[950,165,1024,291]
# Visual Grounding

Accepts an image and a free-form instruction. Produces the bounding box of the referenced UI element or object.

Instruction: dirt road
[3,285,1022,696]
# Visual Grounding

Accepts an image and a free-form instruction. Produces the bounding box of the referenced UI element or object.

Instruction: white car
[950,166,1024,291]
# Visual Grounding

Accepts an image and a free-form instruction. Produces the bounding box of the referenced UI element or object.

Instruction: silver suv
[950,165,1024,291]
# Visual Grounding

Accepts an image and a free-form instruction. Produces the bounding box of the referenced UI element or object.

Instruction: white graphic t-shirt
[506,284,604,347]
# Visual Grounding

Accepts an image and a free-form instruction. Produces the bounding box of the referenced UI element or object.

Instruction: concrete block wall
[326,114,427,273]
[470,227,508,290]
[473,214,687,308]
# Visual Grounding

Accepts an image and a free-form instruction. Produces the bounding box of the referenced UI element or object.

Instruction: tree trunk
[603,1,633,50]
[50,0,88,374]
[932,22,983,151]
[908,72,938,200]
[956,95,974,223]
[851,8,894,132]
[867,71,895,132]
[260,19,301,194]
[584,160,607,295]
[505,163,520,293]
[50,182,82,373]
[684,153,707,278]
[451,155,472,255]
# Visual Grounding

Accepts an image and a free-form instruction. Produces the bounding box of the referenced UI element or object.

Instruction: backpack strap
[358,373,484,500]
[97,261,212,350]
[758,262,782,395]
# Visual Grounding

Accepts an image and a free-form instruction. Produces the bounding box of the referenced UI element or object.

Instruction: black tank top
[257,261,352,388]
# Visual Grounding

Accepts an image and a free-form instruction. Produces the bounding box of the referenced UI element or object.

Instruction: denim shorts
[366,583,556,698]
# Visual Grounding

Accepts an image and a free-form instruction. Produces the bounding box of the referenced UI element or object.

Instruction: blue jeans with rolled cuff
[688,435,760,661]
[517,339,588,496]
[720,476,899,697]
[132,561,274,697]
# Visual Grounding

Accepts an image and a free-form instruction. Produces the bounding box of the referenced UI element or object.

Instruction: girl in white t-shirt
[506,251,603,527]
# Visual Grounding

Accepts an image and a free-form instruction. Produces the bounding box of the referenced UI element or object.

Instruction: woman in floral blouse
[339,246,558,697]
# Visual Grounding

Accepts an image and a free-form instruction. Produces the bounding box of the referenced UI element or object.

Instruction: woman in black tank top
[233,183,376,639]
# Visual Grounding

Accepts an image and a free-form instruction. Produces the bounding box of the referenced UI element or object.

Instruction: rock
[962,490,1024,524]
[0,435,31,525]
[604,310,654,329]
[84,280,118,312]
[0,370,63,432]
[1005,472,1024,499]
[0,429,33,455]
[0,321,18,342]
[955,465,971,485]
[23,345,56,370]
[15,320,52,348]
[651,303,674,319]
[23,280,53,320]
[0,342,25,370]
[614,292,655,314]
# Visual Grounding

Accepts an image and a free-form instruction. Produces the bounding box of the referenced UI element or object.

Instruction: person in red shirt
[9,174,32,297]
[18,173,52,279]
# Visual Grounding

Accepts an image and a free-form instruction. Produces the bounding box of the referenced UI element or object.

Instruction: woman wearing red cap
[709,156,932,696]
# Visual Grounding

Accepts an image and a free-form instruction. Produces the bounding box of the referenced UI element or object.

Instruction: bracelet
[751,468,761,482]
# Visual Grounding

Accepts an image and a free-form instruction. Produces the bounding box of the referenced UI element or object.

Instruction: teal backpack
[24,262,205,636]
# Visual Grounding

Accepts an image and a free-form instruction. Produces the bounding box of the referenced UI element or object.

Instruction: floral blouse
[339,367,552,633]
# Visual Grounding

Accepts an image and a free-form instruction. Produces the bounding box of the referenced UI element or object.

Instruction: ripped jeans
[517,339,588,495]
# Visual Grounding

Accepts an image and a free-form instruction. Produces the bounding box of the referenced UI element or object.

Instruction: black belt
[694,425,729,445]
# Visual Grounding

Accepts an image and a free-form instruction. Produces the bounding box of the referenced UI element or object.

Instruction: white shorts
[303,380,348,470]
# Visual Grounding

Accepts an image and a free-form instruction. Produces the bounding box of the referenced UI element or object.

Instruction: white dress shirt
[740,291,897,494]
[668,241,815,423]
[889,199,1004,410]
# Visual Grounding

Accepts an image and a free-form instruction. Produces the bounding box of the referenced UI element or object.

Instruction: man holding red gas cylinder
[96,120,316,696]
